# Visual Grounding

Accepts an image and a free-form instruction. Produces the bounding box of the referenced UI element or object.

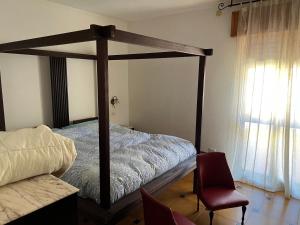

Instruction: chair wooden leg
[241,206,246,225]
[209,211,214,225]
[197,197,200,212]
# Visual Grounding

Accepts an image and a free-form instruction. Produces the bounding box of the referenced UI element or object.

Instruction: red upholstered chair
[196,152,249,225]
[140,188,195,225]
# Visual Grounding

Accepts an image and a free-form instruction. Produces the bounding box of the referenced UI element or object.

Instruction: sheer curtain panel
[231,0,300,198]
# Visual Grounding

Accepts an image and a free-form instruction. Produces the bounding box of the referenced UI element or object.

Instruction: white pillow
[0,125,77,187]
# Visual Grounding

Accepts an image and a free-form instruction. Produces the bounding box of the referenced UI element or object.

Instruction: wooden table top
[0,175,78,225]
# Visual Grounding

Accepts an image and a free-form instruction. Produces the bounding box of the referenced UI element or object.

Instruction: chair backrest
[140,188,177,225]
[197,152,235,193]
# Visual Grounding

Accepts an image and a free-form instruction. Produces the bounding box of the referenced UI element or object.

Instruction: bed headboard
[72,117,98,124]
[49,57,70,128]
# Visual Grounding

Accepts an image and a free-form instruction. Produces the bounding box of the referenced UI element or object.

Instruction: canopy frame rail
[0,24,213,213]
[0,25,212,56]
[5,49,202,60]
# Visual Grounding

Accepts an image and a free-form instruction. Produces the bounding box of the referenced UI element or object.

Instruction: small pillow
[0,125,77,187]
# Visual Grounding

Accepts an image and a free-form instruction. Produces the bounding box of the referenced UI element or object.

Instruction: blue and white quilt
[54,121,196,204]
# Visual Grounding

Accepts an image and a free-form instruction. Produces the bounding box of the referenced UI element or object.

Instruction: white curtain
[231,0,300,198]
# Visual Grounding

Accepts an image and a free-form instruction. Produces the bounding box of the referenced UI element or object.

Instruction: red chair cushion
[201,188,249,211]
[173,211,195,225]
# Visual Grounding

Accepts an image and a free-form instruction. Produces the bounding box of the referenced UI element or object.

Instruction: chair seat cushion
[173,211,195,225]
[201,188,249,211]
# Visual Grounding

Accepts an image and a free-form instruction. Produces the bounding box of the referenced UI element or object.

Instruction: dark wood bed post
[195,56,206,153]
[0,74,6,131]
[193,55,206,193]
[96,38,111,209]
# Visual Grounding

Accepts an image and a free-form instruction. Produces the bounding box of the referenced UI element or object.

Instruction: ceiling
[48,0,218,21]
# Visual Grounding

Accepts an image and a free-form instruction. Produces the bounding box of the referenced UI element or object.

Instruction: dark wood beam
[0,74,6,131]
[6,49,199,60]
[7,49,97,60]
[112,29,213,56]
[109,51,196,60]
[0,25,213,57]
[96,39,111,209]
[0,25,116,52]
[204,49,213,56]
[72,117,98,124]
[90,24,116,39]
[193,56,206,194]
[195,56,206,153]
[0,29,94,52]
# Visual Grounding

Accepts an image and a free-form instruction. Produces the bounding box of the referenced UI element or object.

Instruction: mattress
[54,120,196,204]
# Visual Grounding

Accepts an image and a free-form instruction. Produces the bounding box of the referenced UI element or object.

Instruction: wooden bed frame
[0,24,213,224]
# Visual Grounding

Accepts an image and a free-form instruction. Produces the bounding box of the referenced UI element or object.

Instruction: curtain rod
[218,0,261,10]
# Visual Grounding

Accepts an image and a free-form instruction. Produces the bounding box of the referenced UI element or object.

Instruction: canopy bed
[0,24,213,224]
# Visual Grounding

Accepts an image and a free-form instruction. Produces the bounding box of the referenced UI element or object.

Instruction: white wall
[128,7,236,154]
[0,0,129,130]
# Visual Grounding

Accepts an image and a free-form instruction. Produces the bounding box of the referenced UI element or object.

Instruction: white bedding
[0,125,77,187]
[54,121,196,204]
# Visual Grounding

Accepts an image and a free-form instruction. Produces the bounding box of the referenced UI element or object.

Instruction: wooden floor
[117,173,300,225]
